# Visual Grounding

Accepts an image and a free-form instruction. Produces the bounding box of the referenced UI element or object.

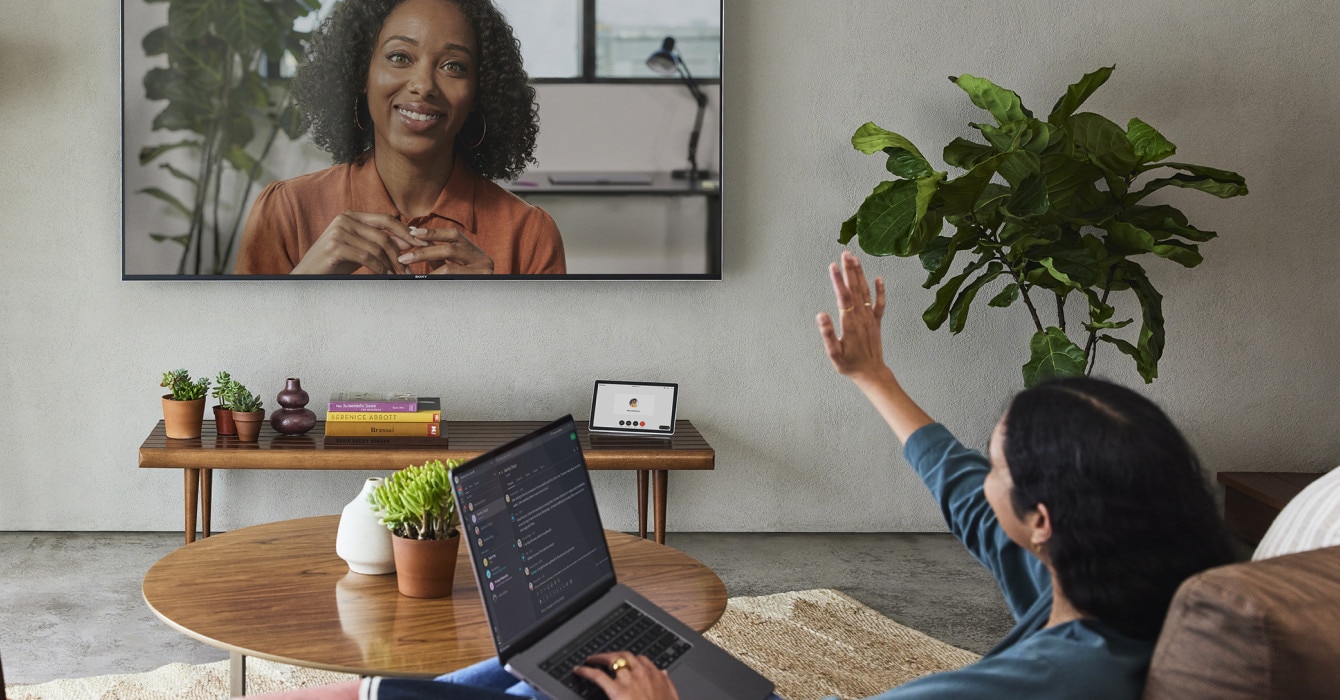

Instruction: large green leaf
[1122,204,1217,242]
[1022,327,1088,388]
[1039,153,1109,219]
[1116,263,1165,382]
[938,154,1007,214]
[139,139,201,165]
[217,0,276,53]
[139,187,193,218]
[1005,174,1049,218]
[1067,113,1139,177]
[1152,240,1203,267]
[924,256,990,330]
[922,225,982,288]
[948,262,1005,333]
[1104,221,1157,256]
[1131,174,1248,200]
[169,0,228,41]
[854,179,925,256]
[1048,66,1115,125]
[988,283,1020,308]
[852,122,928,160]
[1127,118,1176,163]
[943,138,996,170]
[952,74,1029,125]
[158,162,199,186]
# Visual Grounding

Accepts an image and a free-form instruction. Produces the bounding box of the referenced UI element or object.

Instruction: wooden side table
[1217,471,1326,545]
[139,420,714,546]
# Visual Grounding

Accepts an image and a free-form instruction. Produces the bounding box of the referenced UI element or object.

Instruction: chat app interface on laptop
[454,421,614,654]
[592,383,676,433]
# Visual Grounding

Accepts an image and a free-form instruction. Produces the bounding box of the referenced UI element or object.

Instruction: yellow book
[326,407,441,423]
[323,421,441,437]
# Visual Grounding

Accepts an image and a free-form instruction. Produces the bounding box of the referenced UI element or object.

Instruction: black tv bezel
[120,0,725,282]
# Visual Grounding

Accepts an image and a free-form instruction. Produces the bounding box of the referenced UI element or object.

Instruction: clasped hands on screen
[291,212,494,275]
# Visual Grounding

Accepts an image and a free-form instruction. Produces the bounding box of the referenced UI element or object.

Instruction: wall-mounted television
[122,0,723,280]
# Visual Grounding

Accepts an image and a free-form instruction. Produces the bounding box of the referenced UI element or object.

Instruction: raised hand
[817,250,888,382]
[291,212,419,275]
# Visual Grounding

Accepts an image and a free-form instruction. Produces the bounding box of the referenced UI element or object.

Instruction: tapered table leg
[637,470,649,539]
[230,651,247,696]
[653,470,668,545]
[201,468,212,539]
[184,469,199,545]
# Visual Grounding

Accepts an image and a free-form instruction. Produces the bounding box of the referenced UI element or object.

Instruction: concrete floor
[0,531,1015,686]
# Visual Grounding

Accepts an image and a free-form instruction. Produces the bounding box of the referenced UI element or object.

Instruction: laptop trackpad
[671,665,745,699]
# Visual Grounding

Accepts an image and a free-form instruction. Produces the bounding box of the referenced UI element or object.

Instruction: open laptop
[451,415,774,700]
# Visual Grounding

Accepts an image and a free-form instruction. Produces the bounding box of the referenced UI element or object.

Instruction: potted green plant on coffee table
[160,369,211,439]
[840,66,1247,387]
[229,385,265,443]
[370,459,462,598]
[211,371,239,436]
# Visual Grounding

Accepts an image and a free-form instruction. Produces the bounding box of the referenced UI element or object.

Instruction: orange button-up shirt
[235,154,565,275]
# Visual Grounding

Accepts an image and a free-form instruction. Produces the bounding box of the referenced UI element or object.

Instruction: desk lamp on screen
[646,37,710,181]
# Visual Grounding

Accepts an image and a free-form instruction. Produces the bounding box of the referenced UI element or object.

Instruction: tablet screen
[588,381,678,435]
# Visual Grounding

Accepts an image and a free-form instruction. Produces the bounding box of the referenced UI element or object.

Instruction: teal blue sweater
[861,423,1152,699]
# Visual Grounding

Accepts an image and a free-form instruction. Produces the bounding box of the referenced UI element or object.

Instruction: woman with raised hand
[562,251,1235,700]
[236,0,564,276]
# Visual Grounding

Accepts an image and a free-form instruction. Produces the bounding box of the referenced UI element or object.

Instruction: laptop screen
[452,416,616,657]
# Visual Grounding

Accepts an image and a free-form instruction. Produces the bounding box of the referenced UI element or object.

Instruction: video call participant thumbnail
[235,0,566,276]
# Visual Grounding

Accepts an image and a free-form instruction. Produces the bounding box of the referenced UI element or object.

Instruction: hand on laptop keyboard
[571,652,681,700]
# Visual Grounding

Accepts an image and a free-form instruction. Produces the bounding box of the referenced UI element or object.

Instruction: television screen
[121,0,723,280]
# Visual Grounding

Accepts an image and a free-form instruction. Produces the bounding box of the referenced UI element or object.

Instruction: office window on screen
[495,0,720,82]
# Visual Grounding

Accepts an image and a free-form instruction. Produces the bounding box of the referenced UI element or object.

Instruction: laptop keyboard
[540,602,693,699]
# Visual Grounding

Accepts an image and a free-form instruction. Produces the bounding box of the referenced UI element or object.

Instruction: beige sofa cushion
[1142,545,1340,700]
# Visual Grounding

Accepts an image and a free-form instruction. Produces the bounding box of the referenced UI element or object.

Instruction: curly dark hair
[292,0,538,180]
[1002,377,1235,641]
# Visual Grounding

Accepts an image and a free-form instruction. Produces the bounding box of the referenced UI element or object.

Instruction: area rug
[5,589,979,700]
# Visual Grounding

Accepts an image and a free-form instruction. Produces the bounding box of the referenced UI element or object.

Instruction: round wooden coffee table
[143,516,727,696]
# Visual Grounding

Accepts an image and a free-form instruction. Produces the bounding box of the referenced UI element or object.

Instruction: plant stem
[995,249,1044,333]
[1082,268,1117,374]
[1056,294,1066,333]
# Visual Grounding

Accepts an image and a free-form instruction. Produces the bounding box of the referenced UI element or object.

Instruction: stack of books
[322,393,446,447]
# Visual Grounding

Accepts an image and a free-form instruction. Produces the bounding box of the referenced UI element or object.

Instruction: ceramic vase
[391,533,460,598]
[232,409,266,442]
[336,478,396,575]
[271,377,318,435]
[212,405,237,436]
[162,396,206,439]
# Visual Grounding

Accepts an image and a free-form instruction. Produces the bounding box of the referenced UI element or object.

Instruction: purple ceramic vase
[271,377,318,435]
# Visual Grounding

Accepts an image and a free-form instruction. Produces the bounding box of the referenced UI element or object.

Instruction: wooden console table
[139,420,713,546]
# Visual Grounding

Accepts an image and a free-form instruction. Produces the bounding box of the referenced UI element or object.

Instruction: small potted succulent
[229,385,265,443]
[370,459,463,598]
[160,369,211,439]
[211,371,239,436]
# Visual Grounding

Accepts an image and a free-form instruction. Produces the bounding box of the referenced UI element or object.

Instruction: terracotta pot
[162,396,207,439]
[391,533,460,598]
[232,409,266,443]
[213,405,237,436]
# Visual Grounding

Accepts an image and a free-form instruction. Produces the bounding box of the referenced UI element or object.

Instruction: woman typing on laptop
[256,252,1234,699]
[490,252,1231,700]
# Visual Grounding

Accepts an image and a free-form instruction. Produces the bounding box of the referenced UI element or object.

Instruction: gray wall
[1,0,1336,532]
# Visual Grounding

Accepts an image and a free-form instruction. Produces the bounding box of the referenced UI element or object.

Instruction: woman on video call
[235,0,565,275]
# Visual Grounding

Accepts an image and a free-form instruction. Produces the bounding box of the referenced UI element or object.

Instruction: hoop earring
[469,114,487,149]
[354,97,367,131]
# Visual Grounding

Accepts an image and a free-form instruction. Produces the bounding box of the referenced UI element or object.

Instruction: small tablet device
[588,380,678,437]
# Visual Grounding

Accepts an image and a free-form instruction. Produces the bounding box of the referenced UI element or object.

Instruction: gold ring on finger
[610,658,630,674]
[839,306,855,313]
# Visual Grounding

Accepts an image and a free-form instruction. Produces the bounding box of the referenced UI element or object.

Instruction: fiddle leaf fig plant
[370,459,462,541]
[841,66,1247,387]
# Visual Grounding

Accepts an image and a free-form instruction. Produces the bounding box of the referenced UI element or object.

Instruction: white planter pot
[335,478,395,575]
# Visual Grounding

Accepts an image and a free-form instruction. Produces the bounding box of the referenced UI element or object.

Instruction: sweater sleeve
[902,423,1050,620]
[235,180,301,274]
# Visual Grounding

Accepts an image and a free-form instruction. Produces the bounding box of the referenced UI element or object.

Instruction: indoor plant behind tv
[841,66,1247,387]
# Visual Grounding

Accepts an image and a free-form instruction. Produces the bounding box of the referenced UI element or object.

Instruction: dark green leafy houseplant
[841,67,1247,386]
[370,460,462,541]
[138,0,319,274]
[160,369,211,401]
